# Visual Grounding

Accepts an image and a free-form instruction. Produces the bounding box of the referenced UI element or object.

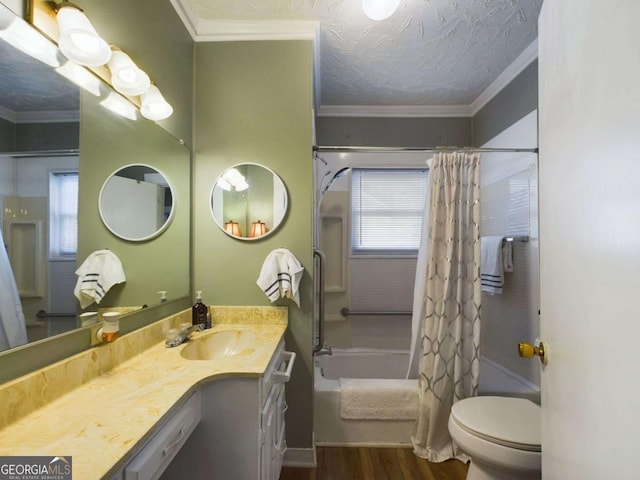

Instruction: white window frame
[49,170,78,260]
[350,168,428,256]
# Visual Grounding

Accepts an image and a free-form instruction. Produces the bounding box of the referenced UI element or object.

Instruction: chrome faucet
[165,324,203,348]
[314,345,332,356]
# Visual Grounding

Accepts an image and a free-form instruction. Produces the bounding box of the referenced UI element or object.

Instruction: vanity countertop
[0,307,287,479]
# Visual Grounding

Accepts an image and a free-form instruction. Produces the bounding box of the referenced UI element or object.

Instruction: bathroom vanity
[0,307,291,480]
[158,340,293,480]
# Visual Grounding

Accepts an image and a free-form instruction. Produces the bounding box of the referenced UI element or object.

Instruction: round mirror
[99,164,175,241]
[210,163,288,240]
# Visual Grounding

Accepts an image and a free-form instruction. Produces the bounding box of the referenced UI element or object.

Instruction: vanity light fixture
[224,221,241,237]
[235,179,250,192]
[140,84,173,121]
[55,2,112,67]
[219,168,250,192]
[100,91,138,121]
[0,8,61,67]
[108,47,151,96]
[216,177,232,191]
[362,0,400,20]
[55,60,102,96]
[249,221,268,238]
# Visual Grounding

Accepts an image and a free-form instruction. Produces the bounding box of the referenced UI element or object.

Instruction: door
[539,1,640,478]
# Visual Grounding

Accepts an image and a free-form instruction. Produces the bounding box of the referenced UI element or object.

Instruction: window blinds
[351,168,428,254]
[49,171,78,258]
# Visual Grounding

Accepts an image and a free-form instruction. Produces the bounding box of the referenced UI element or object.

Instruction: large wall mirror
[0,3,190,357]
[210,163,288,240]
[99,164,174,241]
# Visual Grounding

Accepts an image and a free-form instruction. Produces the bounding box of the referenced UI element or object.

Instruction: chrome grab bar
[312,249,327,354]
[340,307,412,317]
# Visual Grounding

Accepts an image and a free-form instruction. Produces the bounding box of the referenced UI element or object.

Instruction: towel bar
[505,236,529,242]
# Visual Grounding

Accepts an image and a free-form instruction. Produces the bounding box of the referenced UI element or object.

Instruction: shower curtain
[411,152,481,462]
[0,227,28,351]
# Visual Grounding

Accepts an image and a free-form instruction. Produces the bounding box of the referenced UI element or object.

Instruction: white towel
[480,236,512,294]
[339,378,419,420]
[256,248,304,307]
[74,250,126,309]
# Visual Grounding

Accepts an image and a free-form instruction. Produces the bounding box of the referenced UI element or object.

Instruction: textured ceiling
[0,41,79,120]
[184,0,543,109]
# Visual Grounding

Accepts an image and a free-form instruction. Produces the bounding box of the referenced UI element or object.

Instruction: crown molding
[317,104,473,118]
[169,0,537,119]
[0,105,79,123]
[169,0,198,40]
[169,0,319,42]
[193,19,320,42]
[470,39,538,116]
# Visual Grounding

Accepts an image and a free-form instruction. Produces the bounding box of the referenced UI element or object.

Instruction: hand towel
[74,250,126,308]
[481,236,509,294]
[256,248,304,307]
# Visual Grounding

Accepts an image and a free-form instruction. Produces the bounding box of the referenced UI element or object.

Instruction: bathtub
[313,348,540,446]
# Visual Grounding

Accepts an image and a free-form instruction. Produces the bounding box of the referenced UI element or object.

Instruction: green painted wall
[73,0,194,306]
[78,90,191,308]
[193,41,314,449]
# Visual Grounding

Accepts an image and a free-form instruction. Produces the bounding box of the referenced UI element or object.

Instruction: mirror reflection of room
[99,164,174,241]
[0,4,191,353]
[0,18,80,349]
[211,163,287,240]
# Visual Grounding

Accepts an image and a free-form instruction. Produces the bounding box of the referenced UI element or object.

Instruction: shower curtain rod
[313,146,538,154]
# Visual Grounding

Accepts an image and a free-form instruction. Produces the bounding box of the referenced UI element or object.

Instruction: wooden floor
[279,447,468,480]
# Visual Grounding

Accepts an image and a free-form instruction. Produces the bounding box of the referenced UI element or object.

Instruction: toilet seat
[450,396,541,452]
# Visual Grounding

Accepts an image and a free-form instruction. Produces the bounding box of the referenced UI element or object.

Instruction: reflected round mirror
[99,164,175,241]
[210,163,287,240]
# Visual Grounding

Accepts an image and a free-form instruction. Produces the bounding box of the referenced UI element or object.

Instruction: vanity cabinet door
[124,391,201,480]
[260,350,295,480]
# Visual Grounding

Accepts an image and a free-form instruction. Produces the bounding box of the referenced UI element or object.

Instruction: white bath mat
[339,378,419,420]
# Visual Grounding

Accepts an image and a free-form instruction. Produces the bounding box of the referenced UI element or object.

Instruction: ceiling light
[140,84,173,121]
[362,0,400,21]
[108,48,151,96]
[56,2,111,67]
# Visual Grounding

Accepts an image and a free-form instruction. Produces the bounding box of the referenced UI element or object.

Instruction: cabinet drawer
[124,391,201,480]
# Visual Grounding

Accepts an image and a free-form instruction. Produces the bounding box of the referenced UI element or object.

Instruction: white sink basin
[180,330,257,360]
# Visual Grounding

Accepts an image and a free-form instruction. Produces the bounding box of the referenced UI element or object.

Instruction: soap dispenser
[157,291,168,303]
[192,291,207,329]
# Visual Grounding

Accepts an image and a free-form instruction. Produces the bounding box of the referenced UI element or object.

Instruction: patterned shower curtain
[411,152,481,462]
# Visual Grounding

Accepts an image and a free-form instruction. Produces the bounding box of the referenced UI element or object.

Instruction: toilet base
[467,459,541,480]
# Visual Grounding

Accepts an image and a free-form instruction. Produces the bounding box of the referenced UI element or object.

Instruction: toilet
[448,396,541,480]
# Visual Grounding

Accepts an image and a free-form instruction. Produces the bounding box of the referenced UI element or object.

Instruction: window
[351,168,428,254]
[49,171,78,258]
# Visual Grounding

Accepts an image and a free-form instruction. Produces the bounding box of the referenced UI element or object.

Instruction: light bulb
[140,84,173,121]
[362,0,400,21]
[108,49,151,96]
[56,3,111,67]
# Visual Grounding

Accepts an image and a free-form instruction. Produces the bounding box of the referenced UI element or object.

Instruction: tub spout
[315,345,332,356]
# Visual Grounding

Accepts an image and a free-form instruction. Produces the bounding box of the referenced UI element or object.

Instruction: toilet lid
[451,396,541,452]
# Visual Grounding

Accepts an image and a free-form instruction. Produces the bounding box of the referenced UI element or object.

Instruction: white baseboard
[283,447,317,468]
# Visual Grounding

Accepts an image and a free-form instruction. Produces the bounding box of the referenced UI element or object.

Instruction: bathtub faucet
[315,345,332,356]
